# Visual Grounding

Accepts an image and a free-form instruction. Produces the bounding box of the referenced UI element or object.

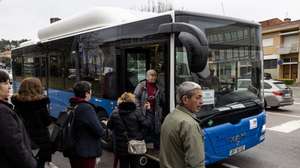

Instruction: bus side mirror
[178,32,209,73]
[158,22,209,73]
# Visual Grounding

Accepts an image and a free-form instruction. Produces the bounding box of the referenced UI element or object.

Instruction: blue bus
[12,7,266,166]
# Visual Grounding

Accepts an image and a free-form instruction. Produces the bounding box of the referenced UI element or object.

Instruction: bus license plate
[229,145,245,156]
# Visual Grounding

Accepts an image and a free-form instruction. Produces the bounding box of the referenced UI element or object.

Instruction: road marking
[267,120,300,133]
[294,102,300,105]
[267,112,300,118]
[222,163,240,168]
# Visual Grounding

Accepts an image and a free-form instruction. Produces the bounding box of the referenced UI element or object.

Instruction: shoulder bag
[119,114,147,155]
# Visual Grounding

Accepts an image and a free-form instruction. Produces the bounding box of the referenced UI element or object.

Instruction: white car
[237,79,294,109]
[263,80,293,109]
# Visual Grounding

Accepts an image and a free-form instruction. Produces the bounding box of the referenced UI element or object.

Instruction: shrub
[279,79,295,85]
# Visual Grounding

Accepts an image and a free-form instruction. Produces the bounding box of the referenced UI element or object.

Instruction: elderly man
[160,81,205,168]
[134,69,164,149]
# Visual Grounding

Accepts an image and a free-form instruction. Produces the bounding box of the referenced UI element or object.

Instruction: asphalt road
[53,87,300,168]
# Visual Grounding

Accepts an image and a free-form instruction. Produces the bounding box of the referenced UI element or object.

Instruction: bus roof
[38,7,158,42]
[175,10,260,26]
[34,7,259,43]
[14,40,39,50]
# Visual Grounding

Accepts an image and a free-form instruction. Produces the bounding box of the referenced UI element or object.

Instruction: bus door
[121,42,170,118]
[123,48,150,92]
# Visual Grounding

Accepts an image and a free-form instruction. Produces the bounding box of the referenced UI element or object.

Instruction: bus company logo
[228,132,246,143]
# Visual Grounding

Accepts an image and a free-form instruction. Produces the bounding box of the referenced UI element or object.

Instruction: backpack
[50,105,78,157]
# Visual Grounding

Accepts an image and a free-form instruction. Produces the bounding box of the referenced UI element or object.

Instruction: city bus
[12,7,266,166]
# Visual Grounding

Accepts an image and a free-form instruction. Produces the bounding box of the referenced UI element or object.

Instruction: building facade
[260,18,300,83]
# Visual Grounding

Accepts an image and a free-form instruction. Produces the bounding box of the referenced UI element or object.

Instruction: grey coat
[134,80,164,134]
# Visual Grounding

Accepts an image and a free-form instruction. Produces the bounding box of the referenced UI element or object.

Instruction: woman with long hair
[11,77,57,168]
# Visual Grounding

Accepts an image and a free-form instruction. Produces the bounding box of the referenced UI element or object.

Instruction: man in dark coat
[67,81,104,168]
[0,70,37,168]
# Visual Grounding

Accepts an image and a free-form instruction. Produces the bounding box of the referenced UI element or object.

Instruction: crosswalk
[267,111,300,133]
[267,120,300,133]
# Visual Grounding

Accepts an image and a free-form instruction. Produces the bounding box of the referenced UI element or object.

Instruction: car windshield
[175,14,262,111]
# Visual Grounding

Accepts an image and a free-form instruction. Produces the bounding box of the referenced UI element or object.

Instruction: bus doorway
[120,42,170,117]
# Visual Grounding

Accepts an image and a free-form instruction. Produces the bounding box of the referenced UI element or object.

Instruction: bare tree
[139,0,174,13]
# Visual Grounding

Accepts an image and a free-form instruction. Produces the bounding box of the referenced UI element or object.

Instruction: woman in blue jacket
[68,81,104,168]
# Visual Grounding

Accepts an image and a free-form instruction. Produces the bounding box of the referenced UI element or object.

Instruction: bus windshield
[175,14,262,110]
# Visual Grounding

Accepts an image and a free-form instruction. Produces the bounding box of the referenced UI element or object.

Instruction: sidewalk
[290,87,300,98]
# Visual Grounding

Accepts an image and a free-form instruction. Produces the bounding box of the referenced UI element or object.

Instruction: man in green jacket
[160,81,205,168]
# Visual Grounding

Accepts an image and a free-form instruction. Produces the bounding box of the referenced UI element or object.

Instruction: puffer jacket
[11,96,52,148]
[69,97,104,158]
[0,99,37,168]
[107,102,152,155]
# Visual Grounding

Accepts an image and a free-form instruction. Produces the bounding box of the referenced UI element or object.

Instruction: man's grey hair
[146,69,157,76]
[176,81,202,104]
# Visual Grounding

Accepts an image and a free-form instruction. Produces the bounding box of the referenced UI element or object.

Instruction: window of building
[244,29,249,39]
[225,32,231,41]
[231,31,238,41]
[263,38,274,47]
[264,59,277,69]
[237,30,244,40]
[282,56,298,63]
[282,35,298,48]
[218,33,224,42]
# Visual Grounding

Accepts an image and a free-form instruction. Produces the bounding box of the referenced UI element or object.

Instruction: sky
[1,0,300,40]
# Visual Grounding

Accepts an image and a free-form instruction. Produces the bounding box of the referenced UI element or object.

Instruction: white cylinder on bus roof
[37,7,139,41]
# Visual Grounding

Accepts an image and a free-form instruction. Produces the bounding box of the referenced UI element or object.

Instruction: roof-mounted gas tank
[37,7,140,42]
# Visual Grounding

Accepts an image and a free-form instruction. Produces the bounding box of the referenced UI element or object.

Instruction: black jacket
[0,99,37,168]
[11,96,52,148]
[69,97,104,158]
[107,102,152,155]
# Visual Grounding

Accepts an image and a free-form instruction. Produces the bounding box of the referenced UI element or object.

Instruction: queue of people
[0,68,206,168]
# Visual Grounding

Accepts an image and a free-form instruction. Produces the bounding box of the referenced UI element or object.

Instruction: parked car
[237,79,294,109]
[263,80,294,109]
